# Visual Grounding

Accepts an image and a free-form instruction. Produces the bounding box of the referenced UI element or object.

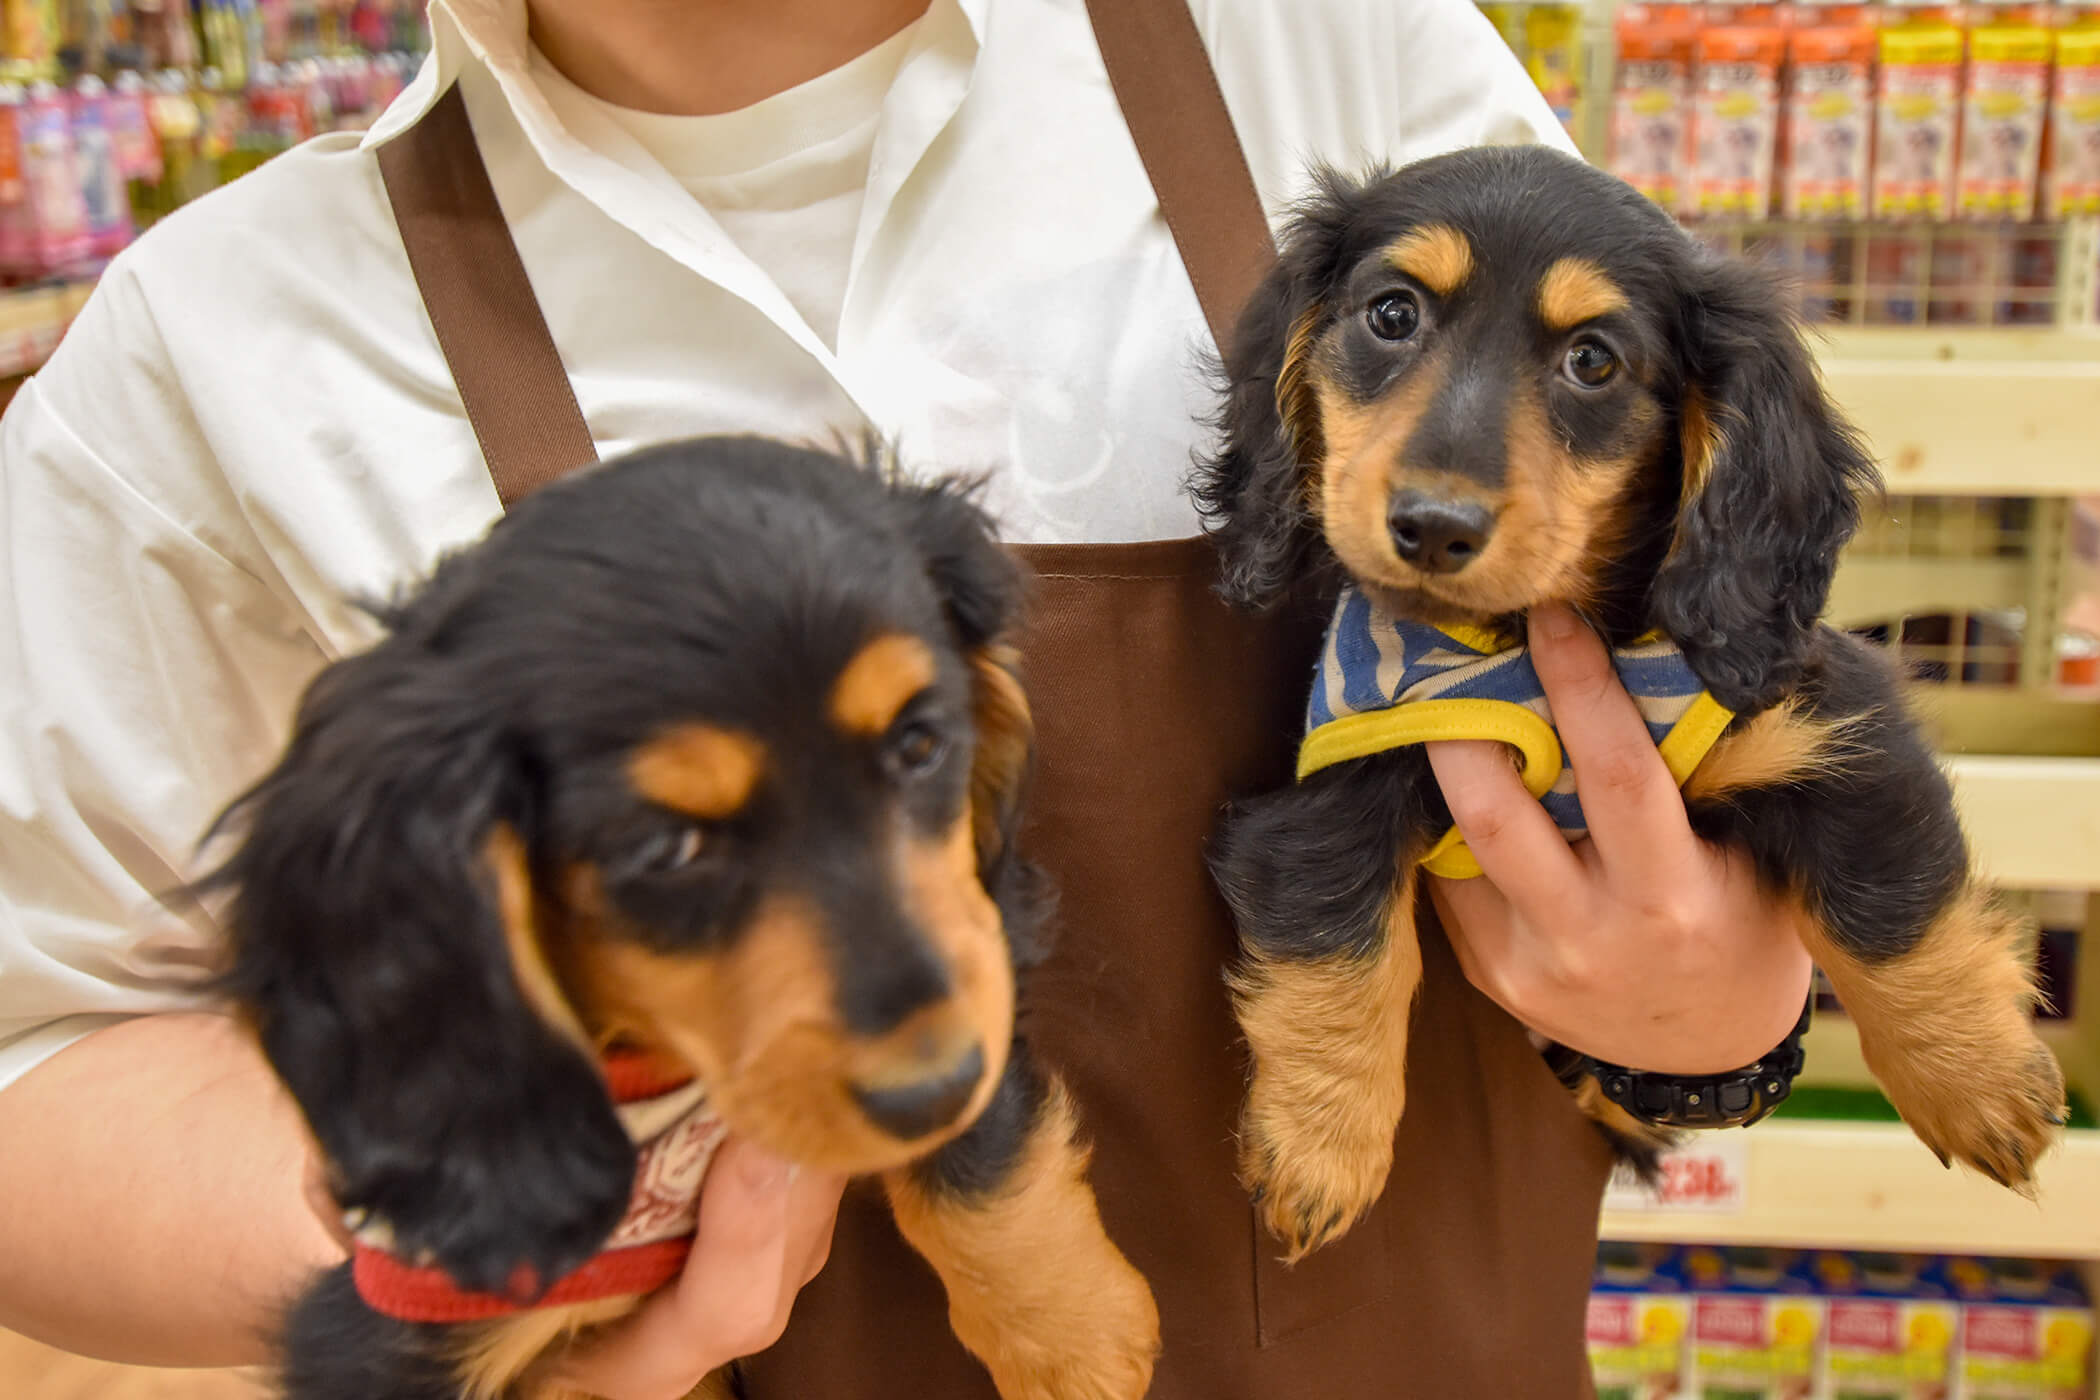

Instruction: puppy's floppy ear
[892,477,1033,871]
[1651,254,1879,714]
[1191,169,1363,610]
[203,637,633,1300]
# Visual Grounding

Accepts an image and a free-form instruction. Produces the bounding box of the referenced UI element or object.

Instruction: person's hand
[306,1137,844,1400]
[544,1139,845,1400]
[1424,603,1814,1076]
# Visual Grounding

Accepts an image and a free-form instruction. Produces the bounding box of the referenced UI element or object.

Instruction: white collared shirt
[0,0,1569,1088]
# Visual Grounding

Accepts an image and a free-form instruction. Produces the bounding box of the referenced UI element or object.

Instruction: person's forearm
[0,1012,342,1367]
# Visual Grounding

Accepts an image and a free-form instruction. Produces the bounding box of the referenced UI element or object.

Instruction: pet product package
[2048,17,2100,216]
[1590,1244,1691,1400]
[1784,15,1878,219]
[1683,1246,1825,1400]
[1525,2,1586,141]
[1611,5,1698,211]
[1957,10,2054,220]
[1690,19,1786,217]
[1938,1257,2094,1400]
[1812,1252,1961,1400]
[1874,10,1966,220]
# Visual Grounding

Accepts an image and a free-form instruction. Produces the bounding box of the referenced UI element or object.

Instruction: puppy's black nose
[1388,492,1494,574]
[851,1042,985,1141]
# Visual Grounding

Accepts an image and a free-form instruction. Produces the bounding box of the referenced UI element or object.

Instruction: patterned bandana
[350,1051,726,1323]
[1299,586,1735,879]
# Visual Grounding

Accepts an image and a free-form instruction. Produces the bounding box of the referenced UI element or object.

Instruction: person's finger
[551,1138,795,1400]
[1527,603,1699,879]
[676,1139,797,1353]
[300,1153,355,1256]
[1425,736,1586,912]
[783,1167,846,1291]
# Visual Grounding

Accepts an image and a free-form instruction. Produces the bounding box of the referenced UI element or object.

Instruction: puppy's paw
[966,1250,1160,1400]
[1238,1073,1394,1263]
[1878,1034,2067,1194]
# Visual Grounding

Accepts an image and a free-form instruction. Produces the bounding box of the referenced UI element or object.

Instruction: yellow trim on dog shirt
[1298,587,1736,879]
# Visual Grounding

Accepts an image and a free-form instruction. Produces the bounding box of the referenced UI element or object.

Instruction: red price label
[1604,1138,1750,1214]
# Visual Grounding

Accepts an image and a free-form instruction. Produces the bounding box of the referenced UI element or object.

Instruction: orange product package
[1784,18,1878,219]
[1611,5,1699,212]
[1690,19,1787,218]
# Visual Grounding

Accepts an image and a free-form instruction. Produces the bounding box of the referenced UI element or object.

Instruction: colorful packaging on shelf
[1691,20,1787,218]
[1784,18,1878,220]
[1589,1244,1692,1400]
[1611,5,1697,211]
[107,69,161,184]
[1958,15,2054,220]
[1681,1245,1825,1399]
[1524,2,1586,142]
[4,0,60,73]
[68,74,132,260]
[1874,14,1967,221]
[1936,1256,2094,1400]
[2048,21,2100,216]
[1811,1252,1961,1400]
[0,81,30,273]
[19,78,87,274]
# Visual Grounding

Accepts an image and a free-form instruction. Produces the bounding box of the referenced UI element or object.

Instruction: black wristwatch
[1577,995,1813,1129]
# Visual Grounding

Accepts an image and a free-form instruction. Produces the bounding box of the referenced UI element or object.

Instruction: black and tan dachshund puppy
[1193,146,2067,1262]
[202,438,1157,1399]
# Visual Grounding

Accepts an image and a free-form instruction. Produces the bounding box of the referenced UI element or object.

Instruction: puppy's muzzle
[850,1039,987,1140]
[1388,491,1495,574]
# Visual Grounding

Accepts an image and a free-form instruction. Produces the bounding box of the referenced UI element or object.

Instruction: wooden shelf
[1815,327,2100,497]
[1600,1121,2100,1259]
[1945,755,2100,891]
[0,280,94,379]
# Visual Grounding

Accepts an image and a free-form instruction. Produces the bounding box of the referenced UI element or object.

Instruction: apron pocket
[1251,1188,1398,1347]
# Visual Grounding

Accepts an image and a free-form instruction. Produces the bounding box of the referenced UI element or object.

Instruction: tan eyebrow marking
[830,633,937,736]
[1537,257,1629,330]
[1383,225,1474,297]
[629,725,765,820]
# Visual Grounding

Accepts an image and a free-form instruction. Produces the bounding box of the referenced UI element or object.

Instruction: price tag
[1603,1136,1750,1214]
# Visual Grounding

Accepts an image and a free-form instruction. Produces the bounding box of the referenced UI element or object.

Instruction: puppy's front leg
[1688,645,2066,1190]
[885,1049,1158,1400]
[1214,753,1437,1261]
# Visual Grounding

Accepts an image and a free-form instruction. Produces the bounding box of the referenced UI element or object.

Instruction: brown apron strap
[377,84,599,506]
[1082,0,1276,353]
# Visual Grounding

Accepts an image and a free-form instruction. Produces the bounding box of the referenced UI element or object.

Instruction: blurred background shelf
[1815,327,2100,496]
[1598,1121,2100,1258]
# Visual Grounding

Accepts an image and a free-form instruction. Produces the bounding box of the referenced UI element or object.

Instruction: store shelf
[1600,1121,2100,1258]
[1945,755,2100,891]
[0,281,94,379]
[1815,327,2100,497]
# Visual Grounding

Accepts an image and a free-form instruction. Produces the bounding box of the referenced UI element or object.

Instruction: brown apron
[377,4,1617,1394]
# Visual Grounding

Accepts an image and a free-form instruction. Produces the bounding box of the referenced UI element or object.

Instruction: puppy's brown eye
[885,720,949,778]
[1564,339,1617,388]
[1366,292,1420,342]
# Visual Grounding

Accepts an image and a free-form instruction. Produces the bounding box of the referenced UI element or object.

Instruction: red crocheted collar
[352,1048,718,1323]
